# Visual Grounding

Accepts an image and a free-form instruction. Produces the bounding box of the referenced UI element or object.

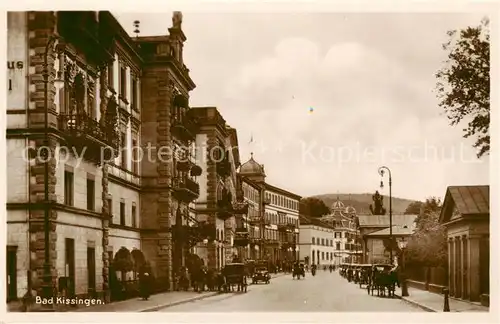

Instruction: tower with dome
[320,195,362,265]
[236,152,301,264]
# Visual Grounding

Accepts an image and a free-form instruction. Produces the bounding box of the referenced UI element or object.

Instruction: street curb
[395,295,438,312]
[140,291,220,312]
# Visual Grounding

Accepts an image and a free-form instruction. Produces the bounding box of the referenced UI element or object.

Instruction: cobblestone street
[157,270,424,312]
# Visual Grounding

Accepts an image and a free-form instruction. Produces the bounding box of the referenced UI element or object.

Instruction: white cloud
[114,12,489,201]
[224,37,489,200]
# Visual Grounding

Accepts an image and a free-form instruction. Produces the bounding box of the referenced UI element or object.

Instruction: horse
[371,267,399,297]
[205,268,217,291]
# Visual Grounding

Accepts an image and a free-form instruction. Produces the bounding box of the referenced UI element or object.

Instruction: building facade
[298,216,335,266]
[439,185,489,307]
[358,214,417,264]
[191,107,246,269]
[237,154,301,263]
[5,10,213,302]
[264,183,300,263]
[238,176,263,260]
[320,197,362,264]
[6,11,151,301]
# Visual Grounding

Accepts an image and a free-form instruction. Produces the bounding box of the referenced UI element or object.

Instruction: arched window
[312,250,315,264]
[312,237,315,245]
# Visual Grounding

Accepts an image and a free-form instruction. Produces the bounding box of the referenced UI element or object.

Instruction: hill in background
[312,193,419,215]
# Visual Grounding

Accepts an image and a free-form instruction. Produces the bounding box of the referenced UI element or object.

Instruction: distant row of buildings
[297,196,417,267]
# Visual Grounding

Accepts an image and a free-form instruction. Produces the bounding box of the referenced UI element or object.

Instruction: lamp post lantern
[378,166,393,264]
[398,238,409,297]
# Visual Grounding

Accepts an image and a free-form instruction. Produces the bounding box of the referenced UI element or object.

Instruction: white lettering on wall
[7,12,28,110]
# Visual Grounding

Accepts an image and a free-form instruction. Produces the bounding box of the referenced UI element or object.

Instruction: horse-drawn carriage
[356,264,372,288]
[221,263,248,293]
[367,264,399,297]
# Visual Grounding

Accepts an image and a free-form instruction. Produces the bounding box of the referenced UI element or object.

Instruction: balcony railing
[233,227,249,247]
[266,238,279,246]
[277,222,296,232]
[171,115,197,142]
[248,216,270,226]
[232,202,249,215]
[172,176,200,202]
[58,113,119,163]
[217,190,233,220]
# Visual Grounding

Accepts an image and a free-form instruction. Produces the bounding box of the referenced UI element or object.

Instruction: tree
[406,197,447,267]
[404,201,423,215]
[436,18,490,158]
[300,197,330,218]
[369,191,386,215]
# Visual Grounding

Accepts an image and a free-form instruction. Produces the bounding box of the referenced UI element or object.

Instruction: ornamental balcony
[266,238,279,246]
[171,114,197,143]
[179,222,216,248]
[58,113,119,164]
[277,222,296,232]
[232,202,249,215]
[176,159,202,177]
[248,216,270,226]
[234,227,250,247]
[217,190,233,220]
[249,237,263,246]
[172,176,200,202]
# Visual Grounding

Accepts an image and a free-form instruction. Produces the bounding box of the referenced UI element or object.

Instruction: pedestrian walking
[139,267,152,300]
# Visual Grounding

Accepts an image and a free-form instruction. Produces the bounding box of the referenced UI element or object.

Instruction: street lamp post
[398,238,409,297]
[378,166,393,264]
[41,35,64,311]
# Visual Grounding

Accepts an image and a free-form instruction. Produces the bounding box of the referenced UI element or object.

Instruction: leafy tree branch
[436,18,490,158]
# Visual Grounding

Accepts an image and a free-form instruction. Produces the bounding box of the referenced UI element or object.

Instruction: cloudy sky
[115,10,489,202]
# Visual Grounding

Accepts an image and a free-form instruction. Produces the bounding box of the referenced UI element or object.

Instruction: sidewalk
[8,272,286,313]
[76,290,219,312]
[396,286,489,312]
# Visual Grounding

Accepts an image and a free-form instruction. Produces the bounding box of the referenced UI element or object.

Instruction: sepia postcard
[3,2,495,322]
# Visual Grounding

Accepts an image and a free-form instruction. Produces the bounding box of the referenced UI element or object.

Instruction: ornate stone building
[190,107,247,269]
[238,154,301,263]
[320,196,362,264]
[136,11,202,291]
[5,10,207,302]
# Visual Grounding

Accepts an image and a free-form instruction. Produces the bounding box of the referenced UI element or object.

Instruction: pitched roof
[357,214,417,228]
[299,215,333,229]
[439,185,489,223]
[448,186,489,215]
[264,182,302,200]
[366,224,415,237]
